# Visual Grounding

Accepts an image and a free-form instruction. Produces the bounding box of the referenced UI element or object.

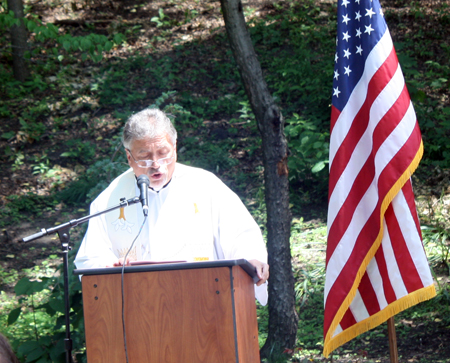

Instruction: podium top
[73,259,259,283]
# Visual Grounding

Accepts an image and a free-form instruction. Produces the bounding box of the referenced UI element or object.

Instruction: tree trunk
[7,0,30,82]
[219,0,298,358]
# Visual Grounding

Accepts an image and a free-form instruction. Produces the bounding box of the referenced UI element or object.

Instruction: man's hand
[248,259,269,286]
[106,256,136,267]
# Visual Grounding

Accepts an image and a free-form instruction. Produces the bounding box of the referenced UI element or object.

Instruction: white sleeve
[74,199,119,269]
[212,181,267,263]
[211,178,268,305]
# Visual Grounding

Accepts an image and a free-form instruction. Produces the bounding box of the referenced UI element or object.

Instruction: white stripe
[329,30,393,167]
[349,289,370,322]
[392,191,434,287]
[374,101,416,177]
[333,324,343,338]
[366,257,388,310]
[381,215,408,298]
[327,63,405,229]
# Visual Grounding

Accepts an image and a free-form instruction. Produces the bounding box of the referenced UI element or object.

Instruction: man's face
[126,133,177,191]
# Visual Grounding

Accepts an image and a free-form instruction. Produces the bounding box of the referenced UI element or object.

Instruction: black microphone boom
[136,174,150,216]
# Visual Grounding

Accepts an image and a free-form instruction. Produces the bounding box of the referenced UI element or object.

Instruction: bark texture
[7,0,30,82]
[219,0,298,358]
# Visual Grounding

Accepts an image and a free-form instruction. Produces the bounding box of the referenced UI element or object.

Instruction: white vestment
[74,163,268,305]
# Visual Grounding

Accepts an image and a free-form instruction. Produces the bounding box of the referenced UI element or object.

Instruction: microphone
[136,174,150,216]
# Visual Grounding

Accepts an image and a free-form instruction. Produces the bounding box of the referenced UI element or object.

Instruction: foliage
[0,193,58,228]
[0,4,126,64]
[4,244,85,363]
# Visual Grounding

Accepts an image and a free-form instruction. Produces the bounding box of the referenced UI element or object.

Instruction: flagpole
[387,317,398,363]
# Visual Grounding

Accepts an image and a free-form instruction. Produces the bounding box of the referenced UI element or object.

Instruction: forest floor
[1,0,450,362]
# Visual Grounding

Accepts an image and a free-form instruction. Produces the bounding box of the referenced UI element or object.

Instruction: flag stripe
[327,73,412,261]
[374,241,397,304]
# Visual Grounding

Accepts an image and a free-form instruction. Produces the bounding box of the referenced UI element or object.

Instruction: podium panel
[79,261,260,363]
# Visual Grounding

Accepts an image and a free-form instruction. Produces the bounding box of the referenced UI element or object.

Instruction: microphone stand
[22,196,141,363]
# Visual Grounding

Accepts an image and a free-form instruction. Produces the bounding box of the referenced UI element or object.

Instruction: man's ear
[125,149,132,166]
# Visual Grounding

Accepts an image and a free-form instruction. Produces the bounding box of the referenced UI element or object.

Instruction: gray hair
[122,108,177,149]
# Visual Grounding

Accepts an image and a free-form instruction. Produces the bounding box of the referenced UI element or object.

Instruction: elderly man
[74,108,269,304]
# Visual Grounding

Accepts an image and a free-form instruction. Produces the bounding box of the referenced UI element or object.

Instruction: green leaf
[14,277,33,295]
[17,341,41,356]
[26,20,37,32]
[31,280,46,293]
[25,346,45,362]
[49,297,65,313]
[60,151,75,157]
[14,278,46,295]
[113,33,125,44]
[8,307,21,325]
[63,41,71,51]
[81,38,92,51]
[2,131,15,139]
[311,161,326,173]
[104,40,113,52]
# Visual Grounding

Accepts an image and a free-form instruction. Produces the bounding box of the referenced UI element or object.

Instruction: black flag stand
[22,196,141,363]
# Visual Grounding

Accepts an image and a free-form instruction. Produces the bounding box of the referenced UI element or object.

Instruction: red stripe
[385,203,424,292]
[328,48,399,198]
[338,305,357,331]
[375,122,422,199]
[330,105,341,134]
[402,179,422,240]
[358,272,381,315]
[374,245,397,304]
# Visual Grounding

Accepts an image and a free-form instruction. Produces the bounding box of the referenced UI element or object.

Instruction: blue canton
[333,0,388,111]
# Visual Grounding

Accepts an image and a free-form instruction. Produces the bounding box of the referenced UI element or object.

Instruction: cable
[121,215,147,363]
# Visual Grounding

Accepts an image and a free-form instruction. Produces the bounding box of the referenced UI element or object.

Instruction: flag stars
[355,0,360,4]
[334,70,340,80]
[344,66,352,76]
[365,7,376,18]
[343,48,351,59]
[333,87,341,98]
[341,0,350,8]
[379,7,384,16]
[356,28,362,38]
[365,24,374,35]
[342,13,351,25]
[335,53,339,63]
[355,11,362,21]
[342,31,351,42]
[356,45,363,55]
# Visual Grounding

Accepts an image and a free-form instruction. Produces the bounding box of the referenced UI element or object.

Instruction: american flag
[323,0,436,356]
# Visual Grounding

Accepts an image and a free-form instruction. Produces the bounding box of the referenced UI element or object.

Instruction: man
[74,108,269,304]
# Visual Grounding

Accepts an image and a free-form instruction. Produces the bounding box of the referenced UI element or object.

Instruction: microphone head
[137,174,150,186]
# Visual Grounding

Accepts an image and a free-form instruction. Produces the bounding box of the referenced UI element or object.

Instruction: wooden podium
[74,260,261,363]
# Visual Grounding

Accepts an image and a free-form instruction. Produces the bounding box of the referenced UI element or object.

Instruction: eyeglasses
[126,149,175,168]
